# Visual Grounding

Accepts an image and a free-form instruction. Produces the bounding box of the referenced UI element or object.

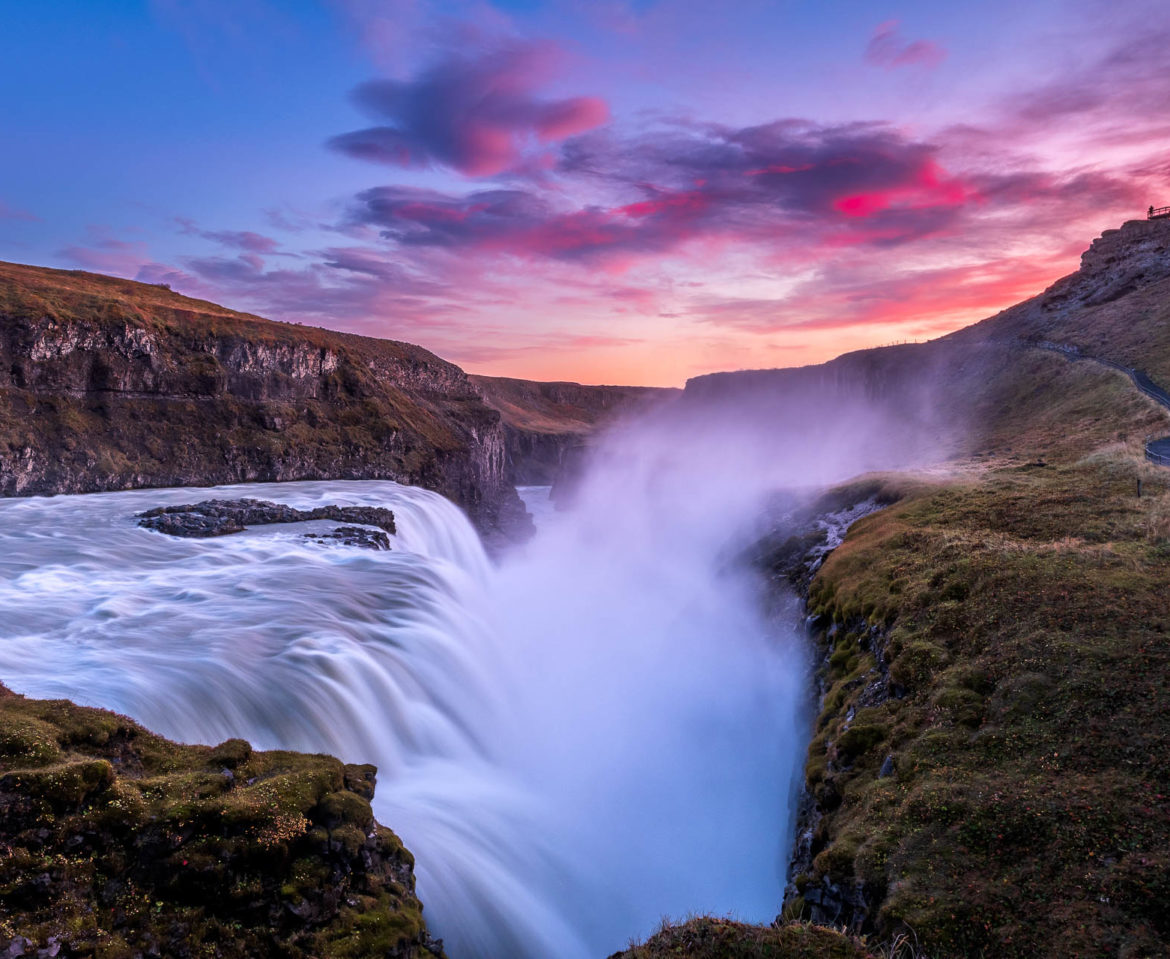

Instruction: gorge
[3,216,1170,958]
[0,344,945,956]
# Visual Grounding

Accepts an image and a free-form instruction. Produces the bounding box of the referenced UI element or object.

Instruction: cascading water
[0,392,931,956]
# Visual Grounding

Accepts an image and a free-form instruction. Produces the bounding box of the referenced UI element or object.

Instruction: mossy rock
[609,917,875,958]
[209,737,252,768]
[795,453,1170,957]
[835,724,887,763]
[0,757,114,807]
[0,684,445,958]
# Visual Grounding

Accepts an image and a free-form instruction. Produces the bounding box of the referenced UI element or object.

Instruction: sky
[1,0,1168,386]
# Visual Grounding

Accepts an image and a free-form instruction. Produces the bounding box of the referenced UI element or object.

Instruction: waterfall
[0,388,924,956]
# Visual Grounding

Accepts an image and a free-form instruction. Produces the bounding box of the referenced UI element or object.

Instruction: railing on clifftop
[1146,438,1170,466]
[1148,205,1170,220]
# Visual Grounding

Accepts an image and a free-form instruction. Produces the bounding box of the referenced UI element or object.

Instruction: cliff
[781,442,1170,958]
[0,261,526,539]
[955,215,1170,380]
[0,683,444,957]
[685,217,1170,466]
[470,374,675,483]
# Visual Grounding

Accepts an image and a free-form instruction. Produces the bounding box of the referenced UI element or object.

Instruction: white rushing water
[0,411,832,956]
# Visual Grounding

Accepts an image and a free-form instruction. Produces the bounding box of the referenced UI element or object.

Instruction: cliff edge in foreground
[0,684,444,957]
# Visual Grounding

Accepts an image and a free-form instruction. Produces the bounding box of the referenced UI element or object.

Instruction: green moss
[1,757,114,806]
[0,685,444,958]
[835,724,888,763]
[792,450,1170,958]
[0,714,62,766]
[317,789,374,829]
[813,832,863,881]
[209,738,252,768]
[888,641,947,690]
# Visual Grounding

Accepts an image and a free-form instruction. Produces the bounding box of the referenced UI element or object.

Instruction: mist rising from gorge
[0,366,955,957]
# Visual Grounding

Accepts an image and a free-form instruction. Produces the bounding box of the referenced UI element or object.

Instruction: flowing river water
[0,412,836,957]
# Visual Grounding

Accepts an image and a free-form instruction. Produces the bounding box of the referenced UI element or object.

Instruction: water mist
[0,386,938,957]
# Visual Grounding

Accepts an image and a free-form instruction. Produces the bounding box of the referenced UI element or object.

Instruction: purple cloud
[176,217,283,253]
[343,120,982,265]
[1009,27,1170,131]
[328,41,609,176]
[0,199,38,222]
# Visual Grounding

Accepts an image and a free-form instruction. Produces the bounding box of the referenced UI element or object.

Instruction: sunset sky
[2,0,1168,386]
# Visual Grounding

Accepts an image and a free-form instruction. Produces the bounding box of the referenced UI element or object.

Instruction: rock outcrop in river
[0,261,524,540]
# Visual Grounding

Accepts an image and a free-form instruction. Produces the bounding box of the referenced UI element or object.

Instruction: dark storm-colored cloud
[328,41,609,177]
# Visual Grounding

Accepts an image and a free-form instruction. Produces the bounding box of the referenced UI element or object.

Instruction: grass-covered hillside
[793,442,1170,957]
[0,684,444,958]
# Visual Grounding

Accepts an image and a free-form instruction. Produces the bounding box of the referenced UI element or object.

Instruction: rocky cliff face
[471,374,675,484]
[0,261,526,539]
[955,215,1170,381]
[1040,215,1170,313]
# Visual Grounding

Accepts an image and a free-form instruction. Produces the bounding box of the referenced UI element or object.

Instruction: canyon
[2,215,1170,958]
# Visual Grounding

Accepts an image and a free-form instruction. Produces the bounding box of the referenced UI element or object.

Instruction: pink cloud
[0,200,38,222]
[328,41,610,177]
[832,160,976,218]
[866,21,946,70]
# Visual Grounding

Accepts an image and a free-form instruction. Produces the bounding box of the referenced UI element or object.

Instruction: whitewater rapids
[0,465,808,956]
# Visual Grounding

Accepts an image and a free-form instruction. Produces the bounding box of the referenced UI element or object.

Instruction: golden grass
[794,447,1170,958]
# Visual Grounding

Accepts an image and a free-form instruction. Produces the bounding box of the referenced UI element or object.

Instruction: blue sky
[2,0,1168,384]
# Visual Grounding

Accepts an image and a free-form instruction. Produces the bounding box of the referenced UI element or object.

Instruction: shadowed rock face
[0,260,527,542]
[471,374,676,484]
[137,498,397,539]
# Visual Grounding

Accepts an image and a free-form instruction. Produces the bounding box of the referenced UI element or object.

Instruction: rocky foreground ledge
[608,917,874,959]
[0,685,445,958]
